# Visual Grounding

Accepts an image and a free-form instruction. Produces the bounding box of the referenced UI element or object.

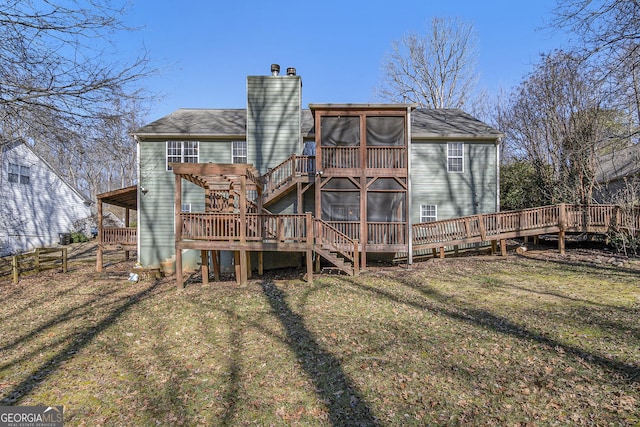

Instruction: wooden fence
[0,247,68,284]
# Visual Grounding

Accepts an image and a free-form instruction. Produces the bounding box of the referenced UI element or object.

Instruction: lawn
[0,247,639,426]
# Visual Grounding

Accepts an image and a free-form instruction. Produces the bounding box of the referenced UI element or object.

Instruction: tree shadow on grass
[0,280,162,405]
[260,280,380,426]
[343,275,640,384]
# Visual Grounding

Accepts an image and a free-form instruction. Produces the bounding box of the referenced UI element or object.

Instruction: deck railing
[321,147,360,169]
[314,219,359,272]
[367,222,407,245]
[326,221,360,241]
[412,204,629,249]
[101,227,137,245]
[262,154,315,197]
[366,147,406,169]
[320,146,407,170]
[180,212,311,243]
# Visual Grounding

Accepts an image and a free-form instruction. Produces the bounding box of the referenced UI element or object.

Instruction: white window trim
[8,162,30,185]
[420,204,437,223]
[166,141,199,171]
[231,141,247,164]
[447,142,464,173]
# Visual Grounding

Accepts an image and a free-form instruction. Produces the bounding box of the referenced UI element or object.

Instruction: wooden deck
[412,204,639,256]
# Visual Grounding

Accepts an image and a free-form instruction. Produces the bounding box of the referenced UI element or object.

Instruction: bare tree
[0,0,150,146]
[552,0,640,138]
[377,17,479,109]
[498,51,614,205]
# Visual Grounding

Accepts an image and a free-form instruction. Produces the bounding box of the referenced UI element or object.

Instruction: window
[420,205,437,223]
[232,141,247,164]
[8,163,30,184]
[166,141,199,171]
[447,143,464,173]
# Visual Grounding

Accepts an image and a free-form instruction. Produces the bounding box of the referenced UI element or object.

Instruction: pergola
[96,185,138,271]
[171,162,315,289]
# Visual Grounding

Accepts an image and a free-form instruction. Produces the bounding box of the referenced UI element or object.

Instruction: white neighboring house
[0,140,93,256]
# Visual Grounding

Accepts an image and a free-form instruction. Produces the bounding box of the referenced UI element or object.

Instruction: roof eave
[134,133,247,140]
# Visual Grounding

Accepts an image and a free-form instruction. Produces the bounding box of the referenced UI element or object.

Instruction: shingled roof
[134,108,503,141]
[596,144,640,184]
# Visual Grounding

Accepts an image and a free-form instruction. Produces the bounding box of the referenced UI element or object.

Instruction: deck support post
[175,173,184,290]
[96,198,103,272]
[491,240,497,255]
[306,249,313,283]
[124,208,131,261]
[246,252,252,279]
[234,251,240,284]
[439,246,445,259]
[201,250,209,285]
[258,252,264,276]
[558,203,567,255]
[233,250,248,286]
[212,250,220,281]
[500,239,507,256]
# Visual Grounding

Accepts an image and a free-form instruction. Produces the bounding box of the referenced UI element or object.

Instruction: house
[594,144,640,203]
[132,66,503,282]
[0,139,93,256]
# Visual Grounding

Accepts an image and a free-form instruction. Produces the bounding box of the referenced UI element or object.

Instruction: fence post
[62,248,68,273]
[12,255,19,284]
[35,248,40,273]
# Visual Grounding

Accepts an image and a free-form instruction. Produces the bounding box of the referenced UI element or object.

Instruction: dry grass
[0,245,639,426]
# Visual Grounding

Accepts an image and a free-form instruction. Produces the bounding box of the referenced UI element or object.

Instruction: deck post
[500,239,507,256]
[246,252,252,279]
[478,214,487,241]
[432,248,437,258]
[125,208,131,261]
[491,240,497,255]
[439,246,445,259]
[175,173,185,290]
[96,198,103,272]
[201,250,209,285]
[239,250,248,285]
[306,249,313,283]
[258,252,264,276]
[212,250,220,281]
[353,239,360,276]
[558,203,567,255]
[234,251,241,285]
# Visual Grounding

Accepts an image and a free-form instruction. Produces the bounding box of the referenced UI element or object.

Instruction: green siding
[247,76,301,174]
[410,141,498,224]
[138,139,237,269]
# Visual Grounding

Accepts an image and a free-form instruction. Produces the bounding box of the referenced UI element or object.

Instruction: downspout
[407,106,413,267]
[135,134,141,263]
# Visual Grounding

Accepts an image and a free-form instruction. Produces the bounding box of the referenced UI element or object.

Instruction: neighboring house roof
[1,139,93,205]
[596,144,640,184]
[134,108,503,141]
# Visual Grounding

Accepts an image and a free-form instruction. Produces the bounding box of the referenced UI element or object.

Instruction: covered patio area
[96,185,138,271]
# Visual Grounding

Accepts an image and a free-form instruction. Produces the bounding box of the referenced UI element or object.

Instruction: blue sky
[122,0,569,121]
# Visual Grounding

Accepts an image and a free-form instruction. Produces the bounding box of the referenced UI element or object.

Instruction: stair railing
[314,218,359,275]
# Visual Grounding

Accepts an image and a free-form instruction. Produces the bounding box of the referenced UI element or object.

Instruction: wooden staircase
[313,219,359,276]
[262,154,314,206]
